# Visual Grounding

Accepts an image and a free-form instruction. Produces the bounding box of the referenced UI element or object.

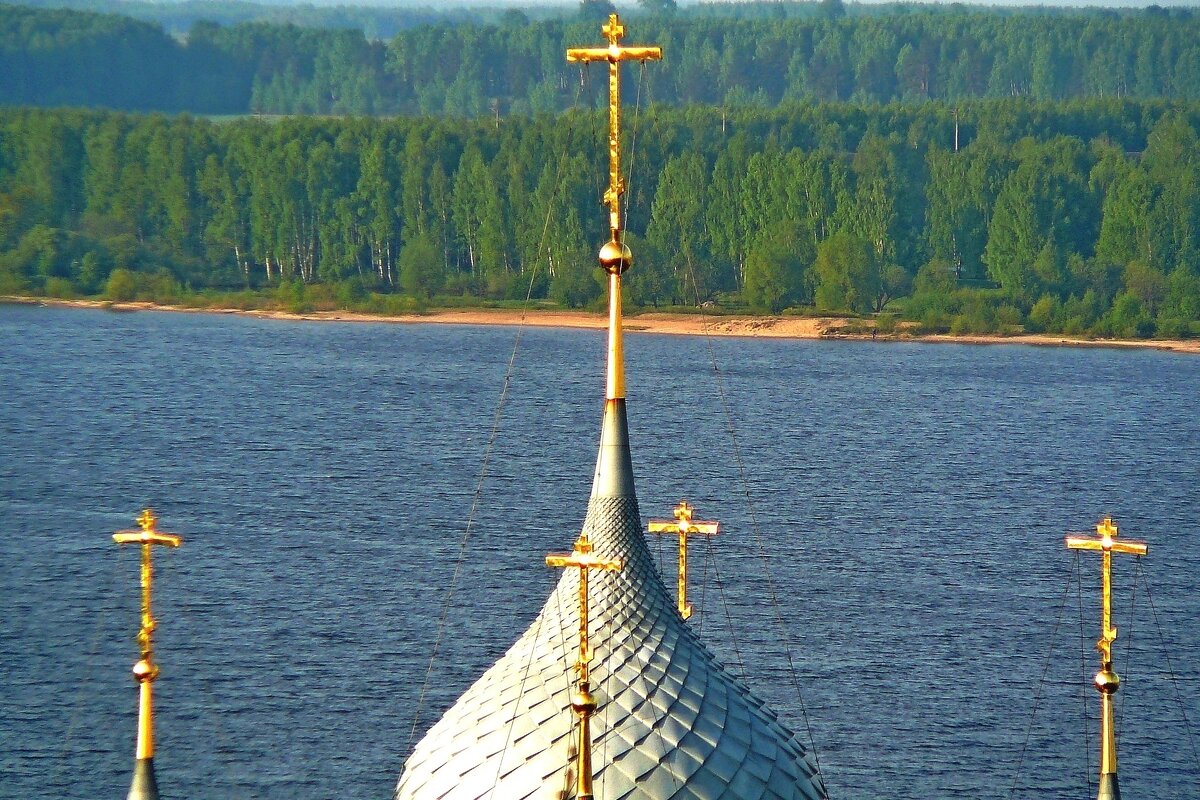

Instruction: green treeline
[12,0,513,40]
[3,100,1199,337]
[4,2,1200,115]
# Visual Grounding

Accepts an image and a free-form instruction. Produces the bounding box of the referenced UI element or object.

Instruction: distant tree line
[2,100,1198,337]
[11,0,524,40]
[3,3,1200,115]
[12,0,1187,41]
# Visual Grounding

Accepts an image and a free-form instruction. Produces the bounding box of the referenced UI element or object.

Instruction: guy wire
[1006,552,1078,799]
[1140,562,1200,773]
[1076,553,1094,794]
[401,71,589,759]
[680,260,825,783]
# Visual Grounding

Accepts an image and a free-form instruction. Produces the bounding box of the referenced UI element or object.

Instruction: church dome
[394,401,827,800]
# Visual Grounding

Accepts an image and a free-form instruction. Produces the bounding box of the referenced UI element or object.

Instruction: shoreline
[7,296,1200,354]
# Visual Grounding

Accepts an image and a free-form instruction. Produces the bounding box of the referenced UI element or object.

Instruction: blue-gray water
[1,304,1197,800]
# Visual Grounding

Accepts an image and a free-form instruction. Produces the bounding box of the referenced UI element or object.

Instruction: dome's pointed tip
[127,757,160,800]
[590,398,636,500]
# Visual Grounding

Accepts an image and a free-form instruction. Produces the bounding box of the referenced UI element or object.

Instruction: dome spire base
[127,757,160,800]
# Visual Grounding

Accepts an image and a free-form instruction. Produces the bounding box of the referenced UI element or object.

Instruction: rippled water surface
[1,304,1197,800]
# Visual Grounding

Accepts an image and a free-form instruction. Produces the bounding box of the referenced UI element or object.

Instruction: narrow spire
[567,13,662,403]
[1066,516,1148,800]
[648,501,720,619]
[113,509,182,800]
[546,533,624,800]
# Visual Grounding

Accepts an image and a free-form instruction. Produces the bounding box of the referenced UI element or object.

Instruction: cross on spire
[648,501,720,620]
[566,14,661,402]
[546,532,623,800]
[1065,516,1147,798]
[566,13,662,244]
[113,508,181,800]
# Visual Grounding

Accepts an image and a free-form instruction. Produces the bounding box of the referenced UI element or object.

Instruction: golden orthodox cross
[567,14,662,403]
[648,501,720,620]
[1065,516,1147,789]
[1066,516,1147,666]
[546,532,623,800]
[113,508,182,761]
[566,14,662,243]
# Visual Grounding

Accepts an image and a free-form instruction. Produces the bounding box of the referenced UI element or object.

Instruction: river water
[0,304,1197,799]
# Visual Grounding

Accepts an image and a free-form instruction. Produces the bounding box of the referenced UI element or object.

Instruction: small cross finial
[649,502,720,620]
[1097,516,1118,541]
[137,508,156,531]
[602,14,624,44]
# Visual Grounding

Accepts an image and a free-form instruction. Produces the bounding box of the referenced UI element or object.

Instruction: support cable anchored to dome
[1138,559,1200,775]
[681,258,825,777]
[400,70,589,762]
[1007,551,1080,800]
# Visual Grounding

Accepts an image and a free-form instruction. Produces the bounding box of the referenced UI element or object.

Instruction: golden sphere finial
[1094,667,1120,695]
[570,684,598,715]
[598,239,632,275]
[132,659,158,683]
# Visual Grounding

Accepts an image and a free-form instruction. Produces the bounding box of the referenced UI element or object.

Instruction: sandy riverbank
[8,296,1200,354]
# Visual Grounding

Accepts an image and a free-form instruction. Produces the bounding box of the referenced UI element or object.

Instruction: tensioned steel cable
[52,545,132,793]
[1006,552,1079,800]
[169,549,259,795]
[1115,557,1139,722]
[698,534,749,681]
[1140,562,1200,773]
[488,578,553,792]
[401,72,589,759]
[680,258,825,782]
[1077,554,1095,796]
[621,61,647,236]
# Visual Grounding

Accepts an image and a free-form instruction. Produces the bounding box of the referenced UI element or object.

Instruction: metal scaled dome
[393,401,828,800]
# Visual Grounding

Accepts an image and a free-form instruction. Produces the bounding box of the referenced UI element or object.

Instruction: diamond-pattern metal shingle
[395,401,826,800]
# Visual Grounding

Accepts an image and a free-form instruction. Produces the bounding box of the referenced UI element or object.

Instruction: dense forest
[11,0,520,40]
[3,2,1200,114]
[3,100,1198,338]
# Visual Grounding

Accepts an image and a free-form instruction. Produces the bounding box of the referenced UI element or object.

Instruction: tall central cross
[567,14,662,243]
[1066,516,1147,800]
[114,508,182,799]
[567,14,662,402]
[546,532,623,800]
[648,501,720,620]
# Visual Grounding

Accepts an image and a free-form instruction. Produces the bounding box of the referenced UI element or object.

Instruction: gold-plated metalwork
[114,509,182,761]
[1066,516,1147,791]
[648,501,720,620]
[566,13,661,402]
[546,533,624,800]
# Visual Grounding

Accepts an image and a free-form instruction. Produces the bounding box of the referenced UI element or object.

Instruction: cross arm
[546,553,624,571]
[648,521,720,535]
[566,46,663,63]
[566,47,610,63]
[114,531,182,547]
[1065,536,1147,556]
